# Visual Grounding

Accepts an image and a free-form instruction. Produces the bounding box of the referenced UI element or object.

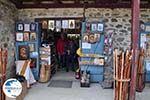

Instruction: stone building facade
[1,0,150,87]
[16,8,140,87]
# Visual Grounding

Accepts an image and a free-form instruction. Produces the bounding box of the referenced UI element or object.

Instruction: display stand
[15,22,40,80]
[39,46,51,82]
[79,21,105,83]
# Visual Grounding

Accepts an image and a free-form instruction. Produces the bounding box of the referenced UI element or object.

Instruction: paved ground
[24,71,150,100]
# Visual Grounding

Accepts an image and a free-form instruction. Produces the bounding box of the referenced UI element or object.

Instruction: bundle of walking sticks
[0,48,8,100]
[136,48,145,92]
[113,49,132,100]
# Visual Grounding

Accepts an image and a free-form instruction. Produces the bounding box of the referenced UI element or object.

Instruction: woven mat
[48,80,72,88]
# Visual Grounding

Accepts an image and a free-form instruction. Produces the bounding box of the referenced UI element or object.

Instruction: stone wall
[0,0,17,78]
[18,8,132,50]
[18,8,150,88]
[17,8,150,50]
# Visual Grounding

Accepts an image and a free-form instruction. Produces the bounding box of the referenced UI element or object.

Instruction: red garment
[56,38,65,55]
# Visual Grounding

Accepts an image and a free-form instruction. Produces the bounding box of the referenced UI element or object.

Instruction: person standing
[56,33,66,70]
[65,39,76,72]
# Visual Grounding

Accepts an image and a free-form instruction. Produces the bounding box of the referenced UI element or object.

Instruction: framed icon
[23,32,30,41]
[86,23,91,32]
[16,23,24,32]
[83,34,89,42]
[42,20,48,29]
[48,20,55,31]
[75,20,81,29]
[18,45,29,60]
[145,25,150,32]
[30,23,36,31]
[56,20,61,32]
[94,33,100,42]
[97,23,104,32]
[69,20,75,29]
[29,43,35,52]
[16,32,23,41]
[24,24,30,32]
[30,32,36,41]
[62,20,69,29]
[91,23,97,32]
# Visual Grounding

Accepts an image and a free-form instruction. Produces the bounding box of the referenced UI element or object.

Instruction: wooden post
[129,0,140,100]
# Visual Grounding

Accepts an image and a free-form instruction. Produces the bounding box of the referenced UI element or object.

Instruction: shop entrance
[35,18,82,84]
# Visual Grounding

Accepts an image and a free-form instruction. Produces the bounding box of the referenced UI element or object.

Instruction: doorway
[35,18,82,84]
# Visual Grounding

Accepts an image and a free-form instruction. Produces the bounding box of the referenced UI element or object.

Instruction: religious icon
[94,34,100,42]
[30,23,36,31]
[62,20,69,29]
[30,32,36,41]
[29,43,35,52]
[48,20,55,31]
[18,45,29,60]
[17,23,24,31]
[69,20,75,29]
[83,34,89,42]
[86,23,91,32]
[97,23,104,32]
[56,20,61,32]
[42,20,48,29]
[16,32,23,41]
[91,23,97,32]
[24,24,30,32]
[23,32,30,41]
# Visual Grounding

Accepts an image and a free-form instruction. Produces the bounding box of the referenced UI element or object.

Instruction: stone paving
[25,72,150,100]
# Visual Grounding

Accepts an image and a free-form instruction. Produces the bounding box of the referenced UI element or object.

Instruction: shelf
[79,60,104,66]
[81,54,104,58]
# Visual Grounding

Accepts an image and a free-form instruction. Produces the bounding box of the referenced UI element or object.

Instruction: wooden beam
[129,0,140,100]
[13,0,150,8]
[17,3,132,8]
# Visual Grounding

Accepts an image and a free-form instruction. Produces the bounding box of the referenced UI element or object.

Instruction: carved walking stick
[136,48,145,92]
[115,49,119,100]
[1,49,7,100]
[119,52,124,100]
[113,50,116,100]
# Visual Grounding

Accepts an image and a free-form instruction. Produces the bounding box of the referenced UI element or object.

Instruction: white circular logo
[3,78,22,98]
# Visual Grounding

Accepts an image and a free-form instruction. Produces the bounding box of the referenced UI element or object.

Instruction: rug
[48,80,72,88]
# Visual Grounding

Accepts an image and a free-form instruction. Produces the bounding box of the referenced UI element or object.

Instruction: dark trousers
[66,54,74,71]
[58,54,65,68]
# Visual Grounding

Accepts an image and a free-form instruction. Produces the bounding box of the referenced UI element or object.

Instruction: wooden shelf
[79,60,104,66]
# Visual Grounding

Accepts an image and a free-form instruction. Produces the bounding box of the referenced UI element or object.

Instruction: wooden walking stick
[115,49,119,100]
[122,50,131,100]
[1,49,7,100]
[119,52,124,100]
[113,50,117,100]
[117,52,122,100]
[2,49,7,77]
[126,51,132,100]
[0,48,2,100]
[136,48,145,92]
